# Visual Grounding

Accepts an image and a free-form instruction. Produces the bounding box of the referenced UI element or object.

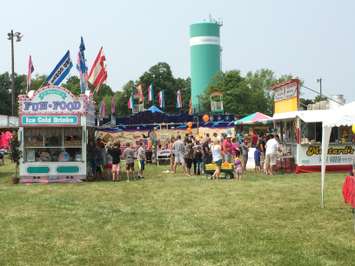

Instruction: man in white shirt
[265,135,280,175]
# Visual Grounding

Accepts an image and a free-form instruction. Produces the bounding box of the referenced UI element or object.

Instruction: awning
[234,112,271,125]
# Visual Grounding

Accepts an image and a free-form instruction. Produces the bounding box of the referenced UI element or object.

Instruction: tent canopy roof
[235,112,271,125]
[323,101,355,127]
[147,105,163,113]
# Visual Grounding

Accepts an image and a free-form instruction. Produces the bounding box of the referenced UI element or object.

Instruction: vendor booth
[272,109,354,173]
[18,85,96,183]
[271,79,354,173]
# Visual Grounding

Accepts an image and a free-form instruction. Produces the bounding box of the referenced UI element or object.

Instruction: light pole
[316,78,322,99]
[7,30,23,116]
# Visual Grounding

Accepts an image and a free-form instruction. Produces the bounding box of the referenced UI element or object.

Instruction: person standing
[168,137,175,172]
[211,139,223,180]
[193,140,203,175]
[108,141,121,182]
[241,139,249,172]
[254,145,261,173]
[122,142,135,182]
[222,135,233,163]
[172,135,186,174]
[87,140,97,179]
[137,141,146,179]
[184,139,194,176]
[265,134,280,175]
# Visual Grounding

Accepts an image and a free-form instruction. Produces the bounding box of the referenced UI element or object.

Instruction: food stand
[273,110,354,173]
[271,79,354,173]
[18,85,96,183]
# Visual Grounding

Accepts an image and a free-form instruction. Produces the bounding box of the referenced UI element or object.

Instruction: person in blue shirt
[254,145,261,173]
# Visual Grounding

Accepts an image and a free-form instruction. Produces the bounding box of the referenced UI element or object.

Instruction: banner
[46,50,73,86]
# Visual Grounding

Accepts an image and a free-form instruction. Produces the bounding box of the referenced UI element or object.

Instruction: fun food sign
[19,86,88,126]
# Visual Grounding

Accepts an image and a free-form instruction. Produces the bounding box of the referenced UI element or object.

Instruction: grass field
[1,160,355,266]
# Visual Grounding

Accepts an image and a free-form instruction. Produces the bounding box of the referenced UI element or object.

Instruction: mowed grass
[1,160,355,266]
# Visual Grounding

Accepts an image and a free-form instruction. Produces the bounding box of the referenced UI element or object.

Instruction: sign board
[18,85,95,127]
[19,86,86,115]
[272,79,300,113]
[21,115,79,126]
[298,144,355,165]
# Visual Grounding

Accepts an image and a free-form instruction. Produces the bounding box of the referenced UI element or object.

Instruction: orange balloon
[202,114,209,123]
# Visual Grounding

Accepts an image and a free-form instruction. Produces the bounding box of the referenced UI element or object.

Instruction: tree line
[0,62,317,117]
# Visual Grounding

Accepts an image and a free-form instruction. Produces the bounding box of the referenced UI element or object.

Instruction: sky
[1,0,354,102]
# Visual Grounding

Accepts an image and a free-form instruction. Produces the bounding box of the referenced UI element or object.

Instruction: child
[254,146,261,173]
[122,142,135,182]
[137,141,146,179]
[234,153,243,180]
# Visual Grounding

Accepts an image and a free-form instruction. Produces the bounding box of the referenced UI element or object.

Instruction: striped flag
[76,37,88,93]
[99,100,106,119]
[136,83,144,103]
[158,90,165,109]
[128,94,134,110]
[111,96,116,114]
[176,90,182,109]
[148,82,153,102]
[88,47,107,93]
[27,55,34,92]
[46,50,73,86]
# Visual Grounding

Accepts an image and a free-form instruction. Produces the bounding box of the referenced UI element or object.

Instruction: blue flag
[76,37,88,93]
[46,50,73,86]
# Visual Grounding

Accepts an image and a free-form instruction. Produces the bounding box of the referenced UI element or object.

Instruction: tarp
[234,112,271,125]
[147,105,163,113]
[320,101,355,208]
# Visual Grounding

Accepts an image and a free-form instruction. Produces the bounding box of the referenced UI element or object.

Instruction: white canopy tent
[321,101,355,208]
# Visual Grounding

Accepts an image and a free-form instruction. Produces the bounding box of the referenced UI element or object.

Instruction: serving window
[300,122,354,144]
[23,127,82,162]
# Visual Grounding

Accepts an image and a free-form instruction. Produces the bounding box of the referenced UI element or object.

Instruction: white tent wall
[320,125,332,208]
[320,101,355,208]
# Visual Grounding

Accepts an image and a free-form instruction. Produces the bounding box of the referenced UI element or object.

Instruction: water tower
[190,18,222,113]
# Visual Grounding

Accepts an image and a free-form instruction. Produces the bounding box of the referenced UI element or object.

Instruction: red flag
[27,55,34,92]
[111,96,116,114]
[88,47,107,93]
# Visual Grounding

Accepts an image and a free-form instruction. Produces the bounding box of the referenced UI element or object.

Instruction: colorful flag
[88,47,107,93]
[76,37,88,93]
[111,96,116,114]
[128,94,134,110]
[176,90,182,109]
[136,83,144,103]
[158,90,165,109]
[188,98,192,115]
[46,50,73,85]
[27,55,34,92]
[99,100,106,119]
[148,82,153,102]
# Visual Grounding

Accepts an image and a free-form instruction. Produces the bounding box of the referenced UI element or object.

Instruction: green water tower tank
[190,20,222,113]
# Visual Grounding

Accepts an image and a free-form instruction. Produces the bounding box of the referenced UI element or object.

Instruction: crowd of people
[86,129,281,182]
[169,131,281,180]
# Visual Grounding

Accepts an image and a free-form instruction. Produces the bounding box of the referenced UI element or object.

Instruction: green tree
[30,75,47,91]
[139,62,183,113]
[61,76,81,95]
[0,73,12,115]
[115,80,135,116]
[203,69,295,116]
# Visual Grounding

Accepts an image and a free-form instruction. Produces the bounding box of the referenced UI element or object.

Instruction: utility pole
[7,30,22,116]
[317,78,322,99]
